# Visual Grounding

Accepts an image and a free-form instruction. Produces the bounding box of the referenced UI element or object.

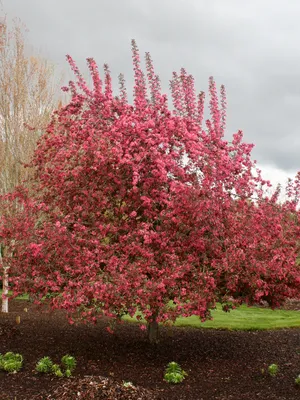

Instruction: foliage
[52,363,64,378]
[35,354,76,377]
[0,352,23,373]
[36,356,53,373]
[295,374,300,386]
[61,354,76,372]
[64,369,72,378]
[2,41,300,342]
[268,363,279,377]
[164,361,187,384]
[0,189,38,302]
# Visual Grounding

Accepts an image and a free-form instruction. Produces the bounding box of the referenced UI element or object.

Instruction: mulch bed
[0,300,299,400]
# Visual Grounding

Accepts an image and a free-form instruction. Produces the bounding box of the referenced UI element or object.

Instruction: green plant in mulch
[36,354,76,378]
[268,363,279,377]
[164,361,187,384]
[36,356,54,373]
[61,354,76,377]
[0,352,23,373]
[52,363,64,378]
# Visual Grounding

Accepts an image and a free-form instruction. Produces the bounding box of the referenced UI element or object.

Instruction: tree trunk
[1,266,9,313]
[147,315,159,344]
[0,244,9,313]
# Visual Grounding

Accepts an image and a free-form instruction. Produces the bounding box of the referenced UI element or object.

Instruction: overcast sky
[2,0,300,188]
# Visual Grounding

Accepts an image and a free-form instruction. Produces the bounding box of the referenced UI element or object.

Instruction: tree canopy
[1,40,300,342]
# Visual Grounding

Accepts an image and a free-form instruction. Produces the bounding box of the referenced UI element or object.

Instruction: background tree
[212,190,300,309]
[0,16,60,312]
[0,17,59,194]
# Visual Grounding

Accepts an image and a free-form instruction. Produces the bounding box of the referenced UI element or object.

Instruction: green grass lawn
[123,303,300,330]
[0,289,29,301]
[1,289,299,330]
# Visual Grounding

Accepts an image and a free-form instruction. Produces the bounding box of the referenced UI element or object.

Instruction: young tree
[0,17,59,312]
[0,18,58,194]
[9,41,300,342]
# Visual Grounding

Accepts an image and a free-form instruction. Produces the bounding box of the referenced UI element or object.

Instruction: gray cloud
[3,0,300,175]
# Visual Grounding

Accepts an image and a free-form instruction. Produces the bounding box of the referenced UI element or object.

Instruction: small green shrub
[268,364,279,377]
[52,363,63,378]
[295,374,300,386]
[61,354,76,372]
[36,356,53,373]
[35,354,76,378]
[164,361,187,384]
[0,352,23,373]
[64,369,72,378]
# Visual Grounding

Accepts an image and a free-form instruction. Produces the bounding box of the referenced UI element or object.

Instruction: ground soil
[0,300,300,400]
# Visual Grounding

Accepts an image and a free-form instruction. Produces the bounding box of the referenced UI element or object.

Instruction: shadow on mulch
[0,300,299,400]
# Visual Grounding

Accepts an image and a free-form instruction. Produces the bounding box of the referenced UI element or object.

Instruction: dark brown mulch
[46,375,157,399]
[0,300,300,400]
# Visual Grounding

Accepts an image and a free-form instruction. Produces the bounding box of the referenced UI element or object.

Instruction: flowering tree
[8,41,300,342]
[0,188,36,312]
[213,191,300,309]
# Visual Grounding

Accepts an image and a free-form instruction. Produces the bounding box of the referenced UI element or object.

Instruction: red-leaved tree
[0,188,37,312]
[7,41,300,342]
